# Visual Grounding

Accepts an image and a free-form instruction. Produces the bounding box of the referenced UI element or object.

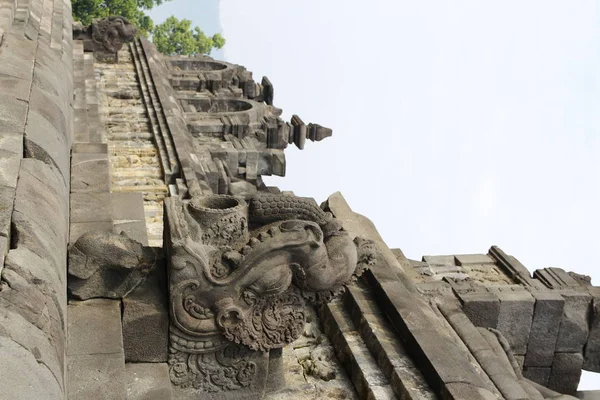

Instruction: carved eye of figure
[279,220,305,232]
[246,266,292,297]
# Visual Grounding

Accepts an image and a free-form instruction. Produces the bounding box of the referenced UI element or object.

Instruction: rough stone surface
[460,291,500,329]
[548,352,584,395]
[525,291,565,367]
[68,230,160,300]
[67,299,127,400]
[0,336,63,400]
[555,292,591,353]
[584,294,600,371]
[123,264,169,362]
[495,290,535,355]
[126,363,173,400]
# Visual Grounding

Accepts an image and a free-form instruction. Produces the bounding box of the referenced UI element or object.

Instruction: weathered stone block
[555,292,591,353]
[113,220,149,246]
[125,363,172,400]
[71,142,108,154]
[0,73,31,102]
[0,307,64,391]
[0,266,65,375]
[0,184,15,239]
[24,109,70,182]
[0,131,22,154]
[123,265,168,362]
[11,209,65,278]
[525,291,564,367]
[0,148,21,188]
[69,221,113,245]
[13,164,68,245]
[584,294,600,372]
[67,353,126,400]
[30,86,68,134]
[548,352,584,395]
[70,192,112,223]
[67,299,123,356]
[70,153,110,193]
[423,255,455,266]
[496,290,535,355]
[0,337,62,400]
[4,247,65,321]
[454,254,494,265]
[0,34,36,81]
[459,291,500,329]
[111,192,146,221]
[0,94,28,133]
[523,366,550,387]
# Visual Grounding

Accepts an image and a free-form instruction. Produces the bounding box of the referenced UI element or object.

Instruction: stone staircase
[67,45,173,399]
[321,280,436,400]
[95,46,168,247]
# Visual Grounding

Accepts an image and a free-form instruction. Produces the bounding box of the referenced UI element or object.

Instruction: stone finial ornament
[73,16,137,56]
[164,192,376,394]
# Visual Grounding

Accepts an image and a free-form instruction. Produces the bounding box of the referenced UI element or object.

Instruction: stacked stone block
[407,247,600,394]
[0,0,73,397]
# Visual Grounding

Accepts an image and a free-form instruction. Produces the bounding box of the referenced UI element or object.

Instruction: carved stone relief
[73,16,137,59]
[164,192,376,396]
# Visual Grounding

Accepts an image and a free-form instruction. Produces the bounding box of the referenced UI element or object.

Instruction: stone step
[67,299,127,400]
[125,363,172,400]
[344,282,436,400]
[113,167,163,179]
[109,131,154,141]
[321,300,397,400]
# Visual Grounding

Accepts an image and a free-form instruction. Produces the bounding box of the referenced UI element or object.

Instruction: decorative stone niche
[185,98,254,114]
[170,59,229,72]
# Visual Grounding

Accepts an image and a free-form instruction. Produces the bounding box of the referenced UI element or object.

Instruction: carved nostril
[215,298,244,329]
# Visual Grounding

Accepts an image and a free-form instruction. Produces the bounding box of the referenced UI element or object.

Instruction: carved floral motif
[165,192,377,392]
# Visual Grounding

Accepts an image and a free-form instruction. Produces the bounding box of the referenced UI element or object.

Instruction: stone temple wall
[0,0,73,398]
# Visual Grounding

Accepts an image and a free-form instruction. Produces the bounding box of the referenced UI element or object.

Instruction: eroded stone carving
[73,16,137,56]
[165,192,376,394]
[68,231,161,300]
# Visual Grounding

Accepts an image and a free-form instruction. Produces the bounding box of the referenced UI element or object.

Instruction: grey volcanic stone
[0,336,62,400]
[126,363,173,400]
[555,292,591,353]
[0,93,28,132]
[123,264,169,362]
[0,148,21,188]
[70,153,110,193]
[68,230,160,300]
[584,295,600,371]
[0,184,15,239]
[67,353,127,400]
[67,299,124,356]
[70,192,112,223]
[24,108,70,183]
[460,291,500,329]
[548,352,583,395]
[0,307,64,392]
[496,290,535,355]
[525,291,564,367]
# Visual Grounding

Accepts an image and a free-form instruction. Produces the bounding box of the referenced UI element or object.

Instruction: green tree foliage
[71,0,169,35]
[152,16,226,56]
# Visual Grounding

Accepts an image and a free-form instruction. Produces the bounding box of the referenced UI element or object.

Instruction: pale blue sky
[156,0,599,390]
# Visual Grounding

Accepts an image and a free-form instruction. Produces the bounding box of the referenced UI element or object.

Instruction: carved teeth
[249,238,260,247]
